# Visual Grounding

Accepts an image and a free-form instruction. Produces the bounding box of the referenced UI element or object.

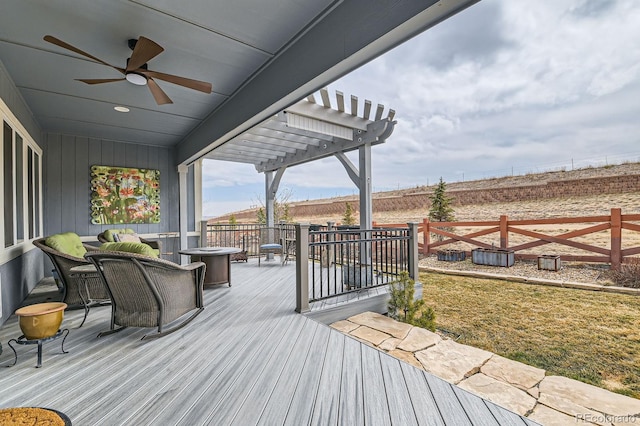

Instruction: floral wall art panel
[90,165,160,224]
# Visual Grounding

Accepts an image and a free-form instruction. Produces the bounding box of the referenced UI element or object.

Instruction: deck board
[0,259,536,425]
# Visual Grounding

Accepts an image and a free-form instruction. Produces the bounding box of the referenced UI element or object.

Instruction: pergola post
[178,164,189,265]
[265,171,275,228]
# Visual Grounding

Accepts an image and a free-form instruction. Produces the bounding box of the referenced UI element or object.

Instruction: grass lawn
[420,271,640,398]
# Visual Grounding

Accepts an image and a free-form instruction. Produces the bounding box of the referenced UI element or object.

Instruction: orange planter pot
[15,302,67,340]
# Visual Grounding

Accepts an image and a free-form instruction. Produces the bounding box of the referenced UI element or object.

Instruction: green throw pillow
[103,228,136,242]
[45,232,86,258]
[100,242,158,258]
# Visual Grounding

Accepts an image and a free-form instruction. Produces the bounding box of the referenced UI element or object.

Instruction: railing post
[295,223,310,313]
[422,218,430,255]
[611,208,622,270]
[407,222,419,281]
[500,215,509,249]
[326,221,335,267]
[200,220,208,247]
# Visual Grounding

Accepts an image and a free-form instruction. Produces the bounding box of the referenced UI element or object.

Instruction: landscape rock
[349,326,390,346]
[387,349,423,369]
[378,337,402,351]
[397,327,441,352]
[481,355,545,391]
[458,373,537,416]
[330,320,359,334]
[529,403,596,425]
[537,393,607,426]
[347,312,412,339]
[539,376,640,419]
[415,339,493,384]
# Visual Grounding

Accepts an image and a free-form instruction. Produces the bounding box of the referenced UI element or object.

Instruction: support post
[408,222,422,302]
[295,223,310,313]
[500,215,509,249]
[611,208,622,270]
[200,220,208,247]
[359,143,372,266]
[408,222,419,281]
[178,164,189,265]
[422,218,430,255]
[265,171,275,228]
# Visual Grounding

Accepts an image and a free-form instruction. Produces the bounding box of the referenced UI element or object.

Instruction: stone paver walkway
[331,312,640,426]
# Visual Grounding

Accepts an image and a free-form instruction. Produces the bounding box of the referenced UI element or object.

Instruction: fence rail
[377,208,640,270]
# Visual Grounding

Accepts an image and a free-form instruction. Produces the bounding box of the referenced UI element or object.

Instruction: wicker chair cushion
[103,228,136,242]
[100,242,158,258]
[45,232,86,258]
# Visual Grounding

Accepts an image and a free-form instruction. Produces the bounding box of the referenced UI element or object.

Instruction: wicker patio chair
[33,236,109,309]
[84,251,205,340]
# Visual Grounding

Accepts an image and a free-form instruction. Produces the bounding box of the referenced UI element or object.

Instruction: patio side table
[178,247,241,287]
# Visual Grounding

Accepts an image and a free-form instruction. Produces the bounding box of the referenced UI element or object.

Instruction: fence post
[500,215,508,249]
[295,223,310,313]
[200,220,208,247]
[422,218,430,255]
[611,208,622,270]
[407,222,420,281]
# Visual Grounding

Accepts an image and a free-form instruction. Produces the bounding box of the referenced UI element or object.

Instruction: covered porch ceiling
[204,88,396,173]
[1,0,479,167]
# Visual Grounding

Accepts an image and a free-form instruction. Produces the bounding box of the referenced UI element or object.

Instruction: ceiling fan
[43,35,212,105]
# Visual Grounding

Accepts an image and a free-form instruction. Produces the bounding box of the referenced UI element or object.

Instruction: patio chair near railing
[84,251,205,340]
[258,227,285,266]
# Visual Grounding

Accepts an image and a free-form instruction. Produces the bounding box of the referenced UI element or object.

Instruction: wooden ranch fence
[376,208,640,270]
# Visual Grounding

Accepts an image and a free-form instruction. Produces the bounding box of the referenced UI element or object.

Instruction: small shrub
[388,271,436,331]
[609,262,640,288]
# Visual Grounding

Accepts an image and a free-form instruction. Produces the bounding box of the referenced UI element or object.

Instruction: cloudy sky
[202,0,640,218]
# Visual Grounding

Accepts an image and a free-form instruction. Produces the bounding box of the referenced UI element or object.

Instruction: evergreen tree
[342,202,356,225]
[428,177,455,222]
[388,271,436,331]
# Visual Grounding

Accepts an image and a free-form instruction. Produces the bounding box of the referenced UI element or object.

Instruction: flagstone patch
[415,339,492,384]
[349,325,391,346]
[347,311,412,339]
[458,373,537,416]
[396,326,441,352]
[481,355,545,391]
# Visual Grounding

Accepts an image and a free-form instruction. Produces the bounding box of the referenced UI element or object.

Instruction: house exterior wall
[1,59,197,325]
[0,60,43,324]
[42,133,182,237]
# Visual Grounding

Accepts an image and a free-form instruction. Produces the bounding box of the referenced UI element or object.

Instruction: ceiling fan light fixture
[125,72,148,86]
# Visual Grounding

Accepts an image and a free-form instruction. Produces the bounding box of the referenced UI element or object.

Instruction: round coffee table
[179,247,242,287]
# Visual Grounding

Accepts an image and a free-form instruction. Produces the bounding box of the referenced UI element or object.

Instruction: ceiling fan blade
[44,35,125,75]
[141,69,212,94]
[147,78,173,105]
[127,36,164,72]
[76,78,125,85]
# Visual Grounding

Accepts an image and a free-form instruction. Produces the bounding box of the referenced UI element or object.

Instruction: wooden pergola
[204,88,396,230]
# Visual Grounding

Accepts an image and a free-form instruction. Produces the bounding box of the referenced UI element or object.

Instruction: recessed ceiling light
[114,106,130,113]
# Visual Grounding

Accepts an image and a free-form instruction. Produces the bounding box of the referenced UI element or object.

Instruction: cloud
[202,0,640,217]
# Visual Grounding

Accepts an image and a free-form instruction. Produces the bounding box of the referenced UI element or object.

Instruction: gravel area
[419,255,612,285]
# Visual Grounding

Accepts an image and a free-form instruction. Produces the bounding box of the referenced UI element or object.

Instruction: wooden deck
[0,259,536,425]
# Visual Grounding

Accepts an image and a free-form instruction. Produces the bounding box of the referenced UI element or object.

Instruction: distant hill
[210,162,640,224]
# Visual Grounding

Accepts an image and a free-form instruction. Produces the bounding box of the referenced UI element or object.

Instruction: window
[1,100,42,251]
